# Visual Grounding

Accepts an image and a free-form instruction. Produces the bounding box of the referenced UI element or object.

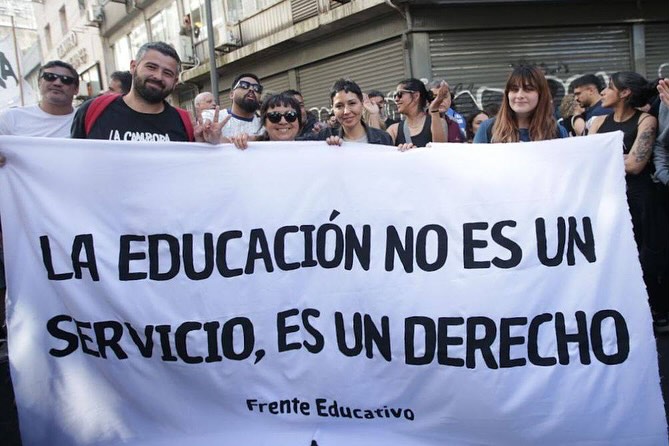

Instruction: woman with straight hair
[387,78,449,148]
[300,78,393,146]
[474,65,568,143]
[588,72,665,331]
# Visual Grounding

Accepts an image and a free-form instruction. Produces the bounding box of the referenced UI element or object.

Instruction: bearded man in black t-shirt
[71,41,225,142]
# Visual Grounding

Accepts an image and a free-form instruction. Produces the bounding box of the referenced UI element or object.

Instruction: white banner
[0,134,666,445]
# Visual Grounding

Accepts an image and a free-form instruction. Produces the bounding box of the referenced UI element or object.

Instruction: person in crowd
[588,72,665,332]
[366,90,398,129]
[194,91,216,118]
[327,111,338,129]
[651,77,669,332]
[108,70,132,95]
[300,78,392,146]
[557,93,586,136]
[465,110,489,143]
[386,78,449,149]
[230,93,303,149]
[428,79,466,140]
[484,103,500,118]
[71,41,218,142]
[474,65,568,143]
[0,60,78,137]
[282,89,321,136]
[202,73,264,140]
[572,74,612,127]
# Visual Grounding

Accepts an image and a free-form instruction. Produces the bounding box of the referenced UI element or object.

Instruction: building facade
[94,0,668,117]
[33,0,109,101]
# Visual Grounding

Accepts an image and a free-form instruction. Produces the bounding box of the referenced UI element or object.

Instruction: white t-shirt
[201,108,263,138]
[0,105,75,137]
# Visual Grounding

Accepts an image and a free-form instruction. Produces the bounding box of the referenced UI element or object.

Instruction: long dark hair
[609,72,656,108]
[397,78,434,111]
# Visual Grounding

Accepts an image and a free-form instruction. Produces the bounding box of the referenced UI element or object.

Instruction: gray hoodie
[652,103,669,185]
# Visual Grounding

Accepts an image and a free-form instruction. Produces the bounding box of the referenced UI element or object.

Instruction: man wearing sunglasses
[201,73,264,140]
[0,60,78,137]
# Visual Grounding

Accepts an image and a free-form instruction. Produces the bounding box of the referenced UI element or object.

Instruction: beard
[235,93,259,113]
[134,73,172,104]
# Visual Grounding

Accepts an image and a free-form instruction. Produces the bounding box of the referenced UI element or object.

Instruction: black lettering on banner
[499,317,527,368]
[46,314,78,357]
[555,311,590,365]
[274,226,300,271]
[183,233,215,280]
[277,308,324,354]
[119,235,147,280]
[527,313,557,366]
[466,317,498,369]
[148,234,181,281]
[363,314,391,361]
[216,231,243,277]
[404,316,436,365]
[300,225,318,268]
[590,310,629,364]
[175,321,204,364]
[0,52,18,88]
[415,225,448,272]
[463,222,489,269]
[490,221,522,268]
[40,236,74,280]
[203,321,223,362]
[344,224,371,271]
[155,324,178,362]
[302,308,324,353]
[124,322,155,358]
[437,317,464,367]
[93,320,127,359]
[385,226,414,272]
[221,317,254,360]
[75,320,100,357]
[71,234,100,281]
[335,312,363,357]
[316,211,344,269]
[245,229,274,274]
[536,217,596,266]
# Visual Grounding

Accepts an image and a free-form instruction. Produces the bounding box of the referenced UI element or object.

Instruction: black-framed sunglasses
[393,89,415,100]
[41,72,77,85]
[234,80,263,94]
[266,110,299,123]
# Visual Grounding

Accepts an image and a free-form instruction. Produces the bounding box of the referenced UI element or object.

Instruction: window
[226,0,275,23]
[149,3,180,49]
[185,0,224,42]
[59,6,67,35]
[113,36,132,71]
[129,23,148,59]
[44,24,52,51]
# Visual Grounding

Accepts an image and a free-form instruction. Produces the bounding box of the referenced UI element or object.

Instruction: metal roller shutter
[645,22,669,79]
[430,26,632,116]
[291,0,319,24]
[297,38,405,111]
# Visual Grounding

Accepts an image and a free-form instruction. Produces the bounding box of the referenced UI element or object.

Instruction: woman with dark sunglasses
[386,78,449,149]
[230,93,302,149]
[299,78,392,146]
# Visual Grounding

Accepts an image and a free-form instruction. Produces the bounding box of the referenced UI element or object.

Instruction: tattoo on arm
[634,128,655,163]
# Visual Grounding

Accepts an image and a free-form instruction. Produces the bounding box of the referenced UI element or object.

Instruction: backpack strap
[85,93,120,136]
[175,107,195,142]
[402,118,412,146]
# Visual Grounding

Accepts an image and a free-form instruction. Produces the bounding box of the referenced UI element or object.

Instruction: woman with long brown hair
[474,65,568,143]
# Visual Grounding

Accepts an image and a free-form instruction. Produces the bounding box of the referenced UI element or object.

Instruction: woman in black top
[589,72,664,329]
[386,78,449,149]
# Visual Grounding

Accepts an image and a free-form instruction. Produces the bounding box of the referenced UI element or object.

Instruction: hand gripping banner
[0,133,666,445]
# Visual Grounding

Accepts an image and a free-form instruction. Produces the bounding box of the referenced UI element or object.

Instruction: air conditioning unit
[87,5,104,24]
[215,25,241,53]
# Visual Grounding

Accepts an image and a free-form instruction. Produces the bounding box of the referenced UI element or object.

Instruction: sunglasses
[393,89,415,100]
[234,80,263,94]
[266,110,299,123]
[41,72,77,85]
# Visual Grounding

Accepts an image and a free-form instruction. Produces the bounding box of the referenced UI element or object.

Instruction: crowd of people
[0,39,668,441]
